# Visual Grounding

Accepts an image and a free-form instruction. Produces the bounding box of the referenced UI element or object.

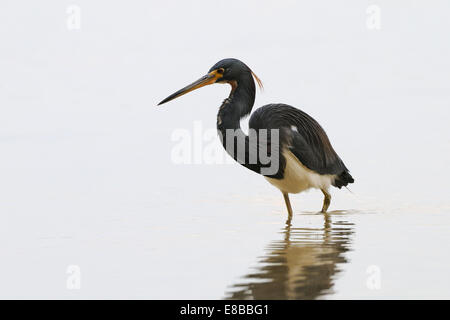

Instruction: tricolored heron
[158,58,354,216]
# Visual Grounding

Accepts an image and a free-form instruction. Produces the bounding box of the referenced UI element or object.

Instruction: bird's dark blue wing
[249,104,354,188]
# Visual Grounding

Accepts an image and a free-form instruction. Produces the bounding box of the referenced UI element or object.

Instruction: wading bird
[158,58,354,216]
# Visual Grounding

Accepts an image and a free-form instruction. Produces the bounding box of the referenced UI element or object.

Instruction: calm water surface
[226,212,354,299]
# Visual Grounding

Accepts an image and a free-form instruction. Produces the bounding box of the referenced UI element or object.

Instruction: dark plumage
[158,58,354,215]
[249,104,354,188]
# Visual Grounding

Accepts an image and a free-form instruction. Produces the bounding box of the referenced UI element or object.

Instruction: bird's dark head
[158,58,262,106]
[208,58,263,88]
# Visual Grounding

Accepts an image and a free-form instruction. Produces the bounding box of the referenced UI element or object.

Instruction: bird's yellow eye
[217,68,225,74]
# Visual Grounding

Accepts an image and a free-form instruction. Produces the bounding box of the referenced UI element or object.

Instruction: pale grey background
[0,1,449,298]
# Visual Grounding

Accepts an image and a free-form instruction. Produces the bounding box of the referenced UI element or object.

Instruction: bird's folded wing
[249,103,347,176]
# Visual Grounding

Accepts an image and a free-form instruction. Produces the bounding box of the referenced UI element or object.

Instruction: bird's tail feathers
[333,170,354,189]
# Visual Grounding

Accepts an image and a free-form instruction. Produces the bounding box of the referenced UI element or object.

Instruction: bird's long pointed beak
[157,70,222,106]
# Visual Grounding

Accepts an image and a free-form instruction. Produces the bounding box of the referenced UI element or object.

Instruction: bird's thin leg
[283,193,293,218]
[321,189,331,213]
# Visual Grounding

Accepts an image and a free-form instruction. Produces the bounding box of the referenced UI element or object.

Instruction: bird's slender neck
[217,72,256,131]
[216,72,263,174]
[214,72,282,178]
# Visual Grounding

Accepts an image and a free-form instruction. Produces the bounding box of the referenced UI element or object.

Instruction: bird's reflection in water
[226,212,354,299]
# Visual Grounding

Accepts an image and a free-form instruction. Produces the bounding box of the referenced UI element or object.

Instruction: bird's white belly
[265,150,335,194]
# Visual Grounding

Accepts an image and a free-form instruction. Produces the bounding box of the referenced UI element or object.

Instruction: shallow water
[226,213,354,299]
[223,205,450,300]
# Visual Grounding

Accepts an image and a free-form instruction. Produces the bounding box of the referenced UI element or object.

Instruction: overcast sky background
[1,1,449,298]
